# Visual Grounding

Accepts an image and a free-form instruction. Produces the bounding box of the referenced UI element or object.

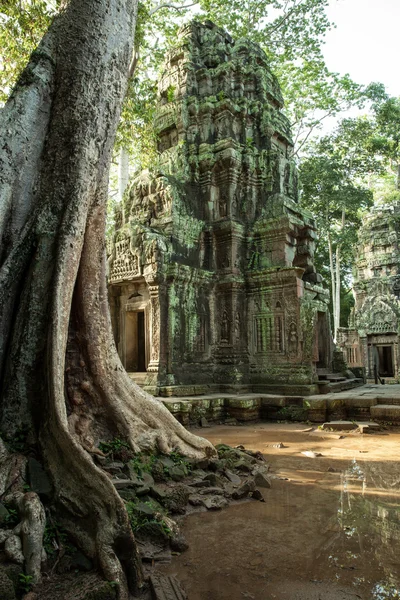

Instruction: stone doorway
[377,344,394,377]
[125,310,147,372]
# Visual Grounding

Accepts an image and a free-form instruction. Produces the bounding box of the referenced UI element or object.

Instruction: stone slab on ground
[322,421,359,431]
[322,420,380,432]
[149,573,187,600]
[357,422,381,433]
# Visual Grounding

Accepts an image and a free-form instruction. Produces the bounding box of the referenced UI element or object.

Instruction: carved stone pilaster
[147,285,161,373]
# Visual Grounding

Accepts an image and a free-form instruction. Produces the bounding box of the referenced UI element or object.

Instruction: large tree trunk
[0,1,214,597]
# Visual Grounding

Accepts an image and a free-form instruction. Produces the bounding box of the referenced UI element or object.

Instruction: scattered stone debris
[254,471,271,489]
[2,440,271,600]
[301,450,322,458]
[251,490,265,502]
[272,442,286,449]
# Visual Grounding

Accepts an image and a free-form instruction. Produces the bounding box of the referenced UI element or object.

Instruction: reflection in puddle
[334,459,400,598]
[160,424,400,600]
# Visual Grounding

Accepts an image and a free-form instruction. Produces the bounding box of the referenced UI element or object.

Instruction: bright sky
[324,0,400,97]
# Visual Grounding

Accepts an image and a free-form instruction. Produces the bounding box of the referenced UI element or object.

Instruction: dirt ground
[159,422,400,600]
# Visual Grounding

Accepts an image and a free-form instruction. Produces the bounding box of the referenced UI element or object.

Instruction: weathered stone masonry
[108,20,331,396]
[339,204,400,380]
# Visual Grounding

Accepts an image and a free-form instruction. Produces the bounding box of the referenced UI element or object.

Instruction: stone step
[329,378,364,393]
[376,397,400,405]
[316,368,330,375]
[327,375,346,382]
[128,372,147,387]
[317,371,346,382]
[370,404,400,421]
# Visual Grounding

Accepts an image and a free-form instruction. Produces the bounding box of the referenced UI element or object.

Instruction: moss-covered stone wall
[108,20,330,395]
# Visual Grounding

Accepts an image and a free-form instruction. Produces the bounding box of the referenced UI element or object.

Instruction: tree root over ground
[0,0,215,598]
[0,442,269,600]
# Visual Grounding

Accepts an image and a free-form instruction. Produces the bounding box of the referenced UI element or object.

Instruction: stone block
[149,573,187,600]
[226,397,261,421]
[371,405,400,422]
[321,421,358,431]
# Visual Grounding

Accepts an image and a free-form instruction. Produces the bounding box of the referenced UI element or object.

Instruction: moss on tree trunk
[0,1,214,597]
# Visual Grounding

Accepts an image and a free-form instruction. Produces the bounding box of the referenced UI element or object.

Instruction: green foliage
[1,0,367,170]
[166,85,176,103]
[43,518,74,557]
[196,0,364,151]
[18,573,34,594]
[0,0,56,104]
[129,453,156,478]
[98,438,130,458]
[127,449,192,479]
[126,499,172,536]
[300,125,375,280]
[167,449,192,474]
[4,507,18,527]
[275,405,307,422]
[114,0,366,167]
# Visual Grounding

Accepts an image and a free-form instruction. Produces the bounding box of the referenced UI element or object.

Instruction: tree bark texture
[0,1,214,596]
[327,233,336,343]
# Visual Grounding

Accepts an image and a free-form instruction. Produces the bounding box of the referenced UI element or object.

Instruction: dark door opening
[125,311,146,372]
[377,345,394,377]
[137,311,146,372]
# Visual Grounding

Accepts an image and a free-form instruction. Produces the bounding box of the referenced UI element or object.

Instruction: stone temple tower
[108,20,331,396]
[339,204,400,380]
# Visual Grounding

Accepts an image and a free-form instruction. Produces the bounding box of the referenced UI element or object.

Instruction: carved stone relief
[108,20,329,392]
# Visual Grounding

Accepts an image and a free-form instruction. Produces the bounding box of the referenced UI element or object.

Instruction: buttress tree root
[0,1,215,597]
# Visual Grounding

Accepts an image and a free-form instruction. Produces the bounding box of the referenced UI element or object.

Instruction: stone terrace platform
[159,385,400,425]
[307,384,400,423]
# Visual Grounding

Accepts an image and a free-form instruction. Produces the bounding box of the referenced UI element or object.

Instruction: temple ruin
[339,204,400,381]
[108,20,331,397]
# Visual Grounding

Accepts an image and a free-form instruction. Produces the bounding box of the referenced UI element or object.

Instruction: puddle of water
[159,424,400,600]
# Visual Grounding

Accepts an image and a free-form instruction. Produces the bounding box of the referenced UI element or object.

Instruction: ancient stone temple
[339,204,400,380]
[108,20,331,396]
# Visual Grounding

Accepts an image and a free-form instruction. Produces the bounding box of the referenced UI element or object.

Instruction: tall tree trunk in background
[331,209,345,345]
[0,1,214,596]
[328,233,337,343]
[334,243,341,341]
[118,146,130,226]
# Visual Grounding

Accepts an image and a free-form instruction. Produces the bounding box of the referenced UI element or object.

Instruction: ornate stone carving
[288,322,298,357]
[109,237,139,282]
[108,20,330,394]
[220,310,231,344]
[234,312,241,343]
